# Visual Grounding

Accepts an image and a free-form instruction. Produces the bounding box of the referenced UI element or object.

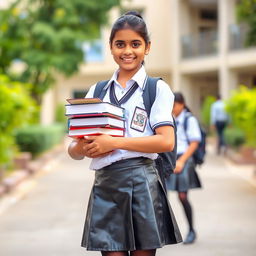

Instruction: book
[66,98,102,104]
[68,116,125,129]
[67,113,124,119]
[65,99,124,118]
[68,126,125,138]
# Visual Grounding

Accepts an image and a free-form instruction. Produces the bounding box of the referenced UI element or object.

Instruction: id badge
[130,106,147,132]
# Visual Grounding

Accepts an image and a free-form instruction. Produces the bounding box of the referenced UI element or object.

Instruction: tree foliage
[0,75,36,166]
[201,95,216,132]
[0,0,121,104]
[236,0,256,46]
[225,86,256,147]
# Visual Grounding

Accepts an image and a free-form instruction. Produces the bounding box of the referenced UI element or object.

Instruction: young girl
[166,92,202,245]
[68,11,182,256]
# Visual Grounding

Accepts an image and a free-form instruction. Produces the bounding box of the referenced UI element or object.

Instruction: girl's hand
[68,138,90,160]
[173,159,185,174]
[84,134,116,158]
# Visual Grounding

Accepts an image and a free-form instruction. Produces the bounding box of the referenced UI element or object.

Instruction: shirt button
[121,91,124,94]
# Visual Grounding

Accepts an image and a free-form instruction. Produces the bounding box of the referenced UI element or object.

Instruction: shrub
[15,124,65,157]
[201,95,216,132]
[224,126,245,149]
[0,75,36,166]
[55,103,67,124]
[225,86,256,147]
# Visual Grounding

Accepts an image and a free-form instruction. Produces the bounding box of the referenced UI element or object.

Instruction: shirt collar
[103,65,147,90]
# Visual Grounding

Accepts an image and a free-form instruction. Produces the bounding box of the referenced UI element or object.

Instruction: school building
[39,0,256,124]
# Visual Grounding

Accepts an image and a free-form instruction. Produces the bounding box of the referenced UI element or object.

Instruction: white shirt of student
[176,110,201,155]
[210,100,229,124]
[85,65,175,170]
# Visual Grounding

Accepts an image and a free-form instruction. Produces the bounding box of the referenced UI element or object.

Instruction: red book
[68,126,125,138]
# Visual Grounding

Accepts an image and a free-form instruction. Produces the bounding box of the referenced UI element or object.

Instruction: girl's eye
[132,42,141,48]
[115,42,124,48]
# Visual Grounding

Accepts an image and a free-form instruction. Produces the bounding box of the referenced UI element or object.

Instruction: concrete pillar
[218,0,238,99]
[40,88,55,125]
[170,0,181,91]
[181,75,201,117]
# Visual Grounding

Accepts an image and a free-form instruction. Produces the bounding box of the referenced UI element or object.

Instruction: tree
[236,0,256,46]
[0,0,121,104]
[0,75,36,167]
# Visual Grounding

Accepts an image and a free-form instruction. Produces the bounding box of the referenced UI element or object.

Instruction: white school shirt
[210,100,229,124]
[85,65,175,170]
[176,110,201,155]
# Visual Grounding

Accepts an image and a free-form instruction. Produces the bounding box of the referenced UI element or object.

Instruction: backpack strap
[142,77,162,117]
[93,80,109,99]
[183,111,192,143]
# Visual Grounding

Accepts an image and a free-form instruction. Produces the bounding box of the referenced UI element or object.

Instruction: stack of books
[65,98,125,138]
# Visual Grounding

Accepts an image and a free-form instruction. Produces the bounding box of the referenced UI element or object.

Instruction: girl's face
[172,102,184,117]
[110,29,150,75]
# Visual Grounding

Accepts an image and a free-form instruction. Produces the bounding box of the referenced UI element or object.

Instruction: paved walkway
[0,139,255,256]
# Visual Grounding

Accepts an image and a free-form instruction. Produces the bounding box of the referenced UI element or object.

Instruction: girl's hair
[174,92,191,112]
[109,10,150,45]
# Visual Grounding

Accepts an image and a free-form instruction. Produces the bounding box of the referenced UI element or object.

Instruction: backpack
[93,77,177,178]
[183,112,206,165]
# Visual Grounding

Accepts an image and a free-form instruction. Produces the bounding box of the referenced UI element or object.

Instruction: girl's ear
[145,41,151,55]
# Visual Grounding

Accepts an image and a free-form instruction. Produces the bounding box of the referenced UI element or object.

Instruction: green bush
[55,103,67,124]
[0,74,36,166]
[224,126,246,149]
[15,124,65,156]
[225,86,256,147]
[201,95,216,132]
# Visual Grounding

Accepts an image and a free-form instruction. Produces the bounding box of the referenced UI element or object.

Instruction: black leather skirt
[81,157,182,251]
[166,157,202,192]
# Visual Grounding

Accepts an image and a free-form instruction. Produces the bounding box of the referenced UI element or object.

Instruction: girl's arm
[173,141,199,173]
[84,125,175,158]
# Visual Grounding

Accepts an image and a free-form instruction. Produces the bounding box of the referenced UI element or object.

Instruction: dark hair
[109,11,150,45]
[174,92,191,112]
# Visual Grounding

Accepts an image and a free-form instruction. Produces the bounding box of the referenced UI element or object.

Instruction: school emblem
[130,106,147,132]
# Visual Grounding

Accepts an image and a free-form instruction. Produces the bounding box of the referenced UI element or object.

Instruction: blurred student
[210,95,229,154]
[166,92,202,245]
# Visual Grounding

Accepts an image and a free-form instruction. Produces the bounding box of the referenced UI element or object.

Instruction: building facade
[41,0,256,124]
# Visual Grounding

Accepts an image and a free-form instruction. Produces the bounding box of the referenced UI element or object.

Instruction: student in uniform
[210,95,229,155]
[68,11,182,256]
[166,92,202,245]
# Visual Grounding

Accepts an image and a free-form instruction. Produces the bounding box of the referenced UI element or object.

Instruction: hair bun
[124,10,143,20]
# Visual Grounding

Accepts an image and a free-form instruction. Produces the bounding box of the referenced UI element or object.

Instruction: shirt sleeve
[186,116,201,142]
[85,84,97,98]
[149,80,174,131]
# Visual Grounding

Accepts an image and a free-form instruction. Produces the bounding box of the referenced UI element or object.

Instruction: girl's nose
[123,45,132,54]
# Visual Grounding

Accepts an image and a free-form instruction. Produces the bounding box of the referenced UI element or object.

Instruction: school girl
[68,11,182,256]
[166,92,202,245]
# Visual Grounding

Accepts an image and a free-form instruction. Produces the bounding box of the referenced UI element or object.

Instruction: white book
[69,116,125,129]
[65,99,124,118]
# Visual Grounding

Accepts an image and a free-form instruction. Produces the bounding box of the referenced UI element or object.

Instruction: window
[73,90,88,99]
[200,9,217,20]
[82,39,104,63]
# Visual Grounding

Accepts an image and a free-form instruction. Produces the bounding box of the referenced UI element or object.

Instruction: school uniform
[166,109,202,192]
[81,65,182,251]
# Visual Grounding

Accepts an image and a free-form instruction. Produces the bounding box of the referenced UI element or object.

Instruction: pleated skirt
[166,157,202,192]
[81,157,182,251]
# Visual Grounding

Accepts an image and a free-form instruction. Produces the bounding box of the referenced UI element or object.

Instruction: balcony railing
[229,23,254,51]
[181,29,218,58]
